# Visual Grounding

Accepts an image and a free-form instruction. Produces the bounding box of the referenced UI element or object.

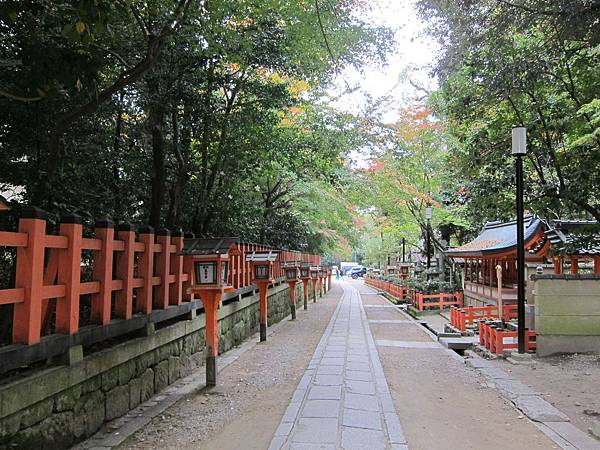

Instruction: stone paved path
[269,282,407,450]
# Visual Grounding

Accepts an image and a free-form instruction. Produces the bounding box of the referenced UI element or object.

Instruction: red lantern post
[181,237,239,387]
[300,263,311,310]
[283,261,301,320]
[246,251,278,341]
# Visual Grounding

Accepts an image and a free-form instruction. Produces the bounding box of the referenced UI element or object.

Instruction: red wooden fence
[450,304,518,332]
[364,277,463,311]
[479,320,536,355]
[0,209,320,346]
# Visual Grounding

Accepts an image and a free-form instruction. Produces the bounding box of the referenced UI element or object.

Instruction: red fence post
[182,232,194,302]
[56,214,83,334]
[138,226,155,314]
[155,229,171,309]
[169,231,184,306]
[13,208,48,345]
[91,219,114,324]
[115,223,135,319]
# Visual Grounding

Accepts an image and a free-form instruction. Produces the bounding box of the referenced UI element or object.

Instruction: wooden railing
[0,209,320,348]
[411,291,463,311]
[479,321,536,355]
[364,278,406,300]
[450,304,518,332]
[464,281,517,301]
[364,277,463,311]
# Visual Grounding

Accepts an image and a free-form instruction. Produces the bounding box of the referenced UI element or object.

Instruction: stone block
[54,384,82,412]
[0,412,20,442]
[513,395,570,422]
[128,378,142,409]
[140,368,154,402]
[135,352,156,376]
[9,424,43,450]
[179,354,192,377]
[154,345,170,363]
[154,360,169,393]
[85,395,105,436]
[105,385,130,420]
[536,315,600,336]
[168,356,180,384]
[590,421,600,440]
[101,367,119,392]
[20,398,53,428]
[118,360,136,386]
[80,375,101,394]
[74,390,105,436]
[38,411,75,449]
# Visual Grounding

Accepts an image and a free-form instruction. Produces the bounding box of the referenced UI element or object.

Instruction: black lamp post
[425,206,432,270]
[512,127,527,354]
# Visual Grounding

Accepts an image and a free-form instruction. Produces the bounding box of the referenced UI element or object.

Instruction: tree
[418,0,600,225]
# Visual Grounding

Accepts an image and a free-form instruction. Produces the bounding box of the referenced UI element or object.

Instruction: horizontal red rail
[0,215,320,346]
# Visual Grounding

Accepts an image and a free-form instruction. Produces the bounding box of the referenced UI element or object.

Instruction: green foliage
[0,0,391,255]
[418,0,600,227]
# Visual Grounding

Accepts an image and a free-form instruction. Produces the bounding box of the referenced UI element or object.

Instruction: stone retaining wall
[533,276,600,356]
[0,282,302,450]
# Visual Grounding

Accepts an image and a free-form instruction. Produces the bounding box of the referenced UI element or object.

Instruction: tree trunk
[148,75,166,229]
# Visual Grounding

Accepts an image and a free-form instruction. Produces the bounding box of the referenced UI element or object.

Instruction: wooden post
[594,256,600,275]
[138,226,155,313]
[495,264,503,322]
[312,278,318,303]
[288,281,297,320]
[302,279,309,310]
[91,218,114,324]
[182,232,194,302]
[13,208,48,344]
[115,223,135,319]
[56,214,83,334]
[156,229,171,309]
[570,256,579,274]
[258,281,269,341]
[169,230,184,305]
[199,290,222,386]
[552,256,562,274]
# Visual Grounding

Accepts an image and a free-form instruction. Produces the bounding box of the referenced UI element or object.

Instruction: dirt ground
[118,286,340,450]
[419,309,600,438]
[354,280,557,450]
[493,353,600,436]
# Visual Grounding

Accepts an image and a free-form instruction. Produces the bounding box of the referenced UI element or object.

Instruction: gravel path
[118,285,340,450]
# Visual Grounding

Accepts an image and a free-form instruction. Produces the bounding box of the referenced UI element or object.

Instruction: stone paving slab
[375,339,440,349]
[368,319,415,324]
[268,282,408,449]
[514,395,570,422]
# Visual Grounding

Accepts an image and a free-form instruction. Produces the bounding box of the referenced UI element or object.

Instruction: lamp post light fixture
[319,267,328,295]
[180,237,240,386]
[310,266,320,302]
[283,261,301,320]
[425,205,433,270]
[300,263,311,310]
[512,126,527,354]
[246,251,278,342]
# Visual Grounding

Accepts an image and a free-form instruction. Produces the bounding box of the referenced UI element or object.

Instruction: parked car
[349,266,367,279]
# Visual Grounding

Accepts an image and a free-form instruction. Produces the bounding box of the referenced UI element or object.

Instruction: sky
[331,0,439,122]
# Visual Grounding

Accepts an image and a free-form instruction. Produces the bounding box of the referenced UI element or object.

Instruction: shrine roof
[181,237,239,255]
[545,220,600,255]
[446,216,543,257]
